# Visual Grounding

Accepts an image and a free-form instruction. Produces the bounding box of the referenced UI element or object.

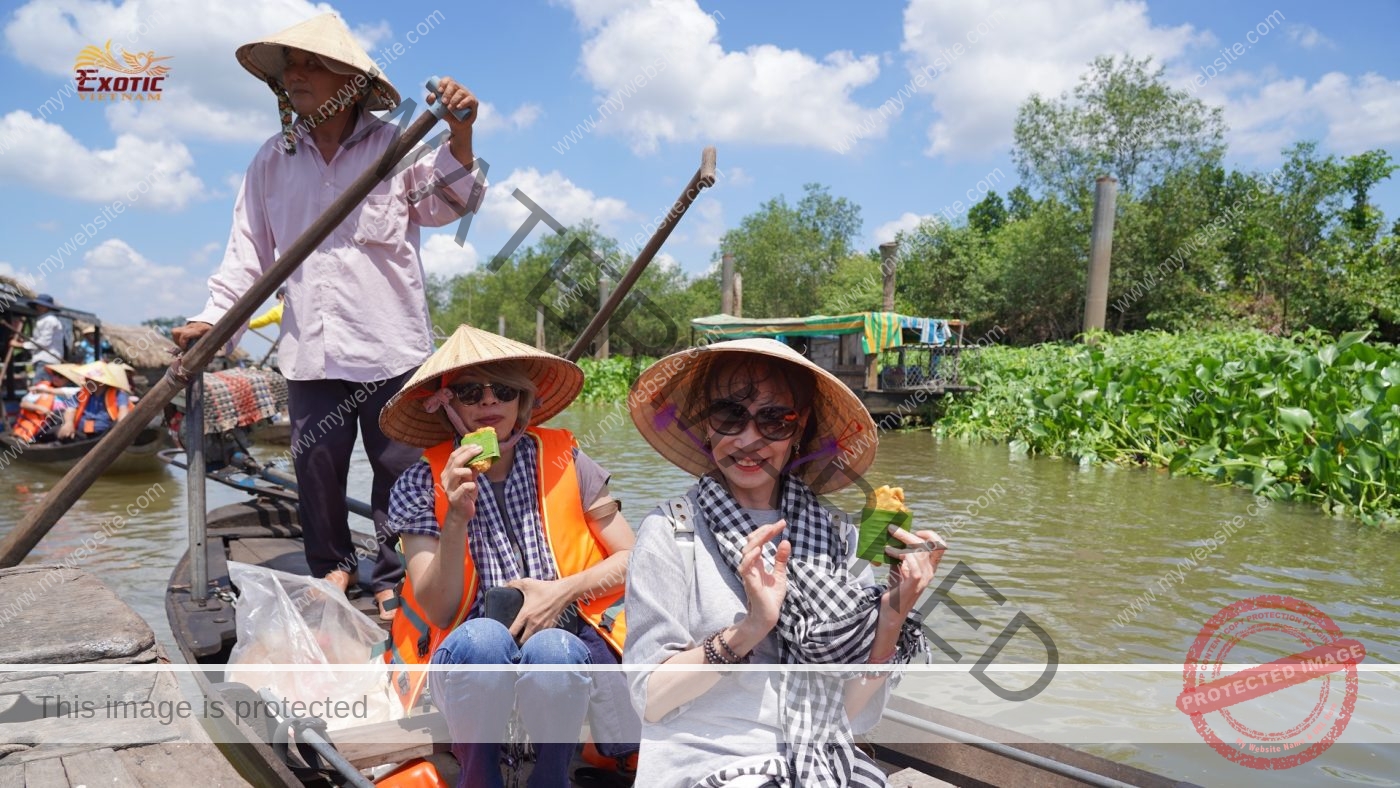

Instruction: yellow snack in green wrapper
[857,485,912,565]
[460,427,500,472]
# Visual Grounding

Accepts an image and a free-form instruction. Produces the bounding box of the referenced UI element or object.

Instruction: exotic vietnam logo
[74,40,172,101]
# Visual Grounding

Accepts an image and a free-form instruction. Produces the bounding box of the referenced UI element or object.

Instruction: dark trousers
[287,371,421,592]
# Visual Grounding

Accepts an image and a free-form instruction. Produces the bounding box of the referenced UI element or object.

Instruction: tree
[715,183,862,317]
[967,191,1008,235]
[432,222,697,356]
[1012,55,1226,202]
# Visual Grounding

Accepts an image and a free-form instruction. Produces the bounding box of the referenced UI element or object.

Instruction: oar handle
[565,146,718,362]
[427,77,473,122]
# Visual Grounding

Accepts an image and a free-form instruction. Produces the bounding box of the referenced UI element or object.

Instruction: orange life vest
[12,391,56,442]
[385,426,628,711]
[73,386,130,435]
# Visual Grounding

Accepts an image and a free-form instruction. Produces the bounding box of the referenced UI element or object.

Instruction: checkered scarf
[697,473,919,788]
[465,436,558,612]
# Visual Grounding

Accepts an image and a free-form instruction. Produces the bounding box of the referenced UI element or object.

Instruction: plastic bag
[227,561,404,731]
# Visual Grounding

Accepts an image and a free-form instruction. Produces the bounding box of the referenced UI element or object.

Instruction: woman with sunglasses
[379,324,639,787]
[624,338,946,787]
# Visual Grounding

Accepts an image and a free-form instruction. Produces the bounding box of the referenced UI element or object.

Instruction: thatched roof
[75,321,251,367]
[91,323,177,368]
[0,275,35,299]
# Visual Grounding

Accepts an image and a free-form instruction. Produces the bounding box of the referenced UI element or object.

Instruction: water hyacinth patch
[937,331,1400,527]
[576,356,657,403]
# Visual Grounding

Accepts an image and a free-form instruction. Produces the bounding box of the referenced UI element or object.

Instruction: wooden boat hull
[167,498,1189,788]
[0,421,169,474]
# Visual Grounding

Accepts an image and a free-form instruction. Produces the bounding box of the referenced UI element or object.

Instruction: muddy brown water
[4,405,1396,786]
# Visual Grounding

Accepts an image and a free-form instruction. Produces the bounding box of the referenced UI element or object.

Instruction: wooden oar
[564,147,716,362]
[0,80,469,568]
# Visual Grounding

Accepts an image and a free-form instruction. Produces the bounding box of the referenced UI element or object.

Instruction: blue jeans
[430,618,592,788]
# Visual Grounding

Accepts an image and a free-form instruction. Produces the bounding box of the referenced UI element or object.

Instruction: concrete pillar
[879,241,899,312]
[721,252,735,315]
[1083,175,1118,336]
[596,277,610,359]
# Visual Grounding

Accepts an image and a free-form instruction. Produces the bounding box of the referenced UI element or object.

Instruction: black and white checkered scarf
[697,473,924,787]
[467,436,558,610]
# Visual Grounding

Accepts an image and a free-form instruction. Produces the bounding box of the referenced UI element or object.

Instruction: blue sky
[2,0,1398,349]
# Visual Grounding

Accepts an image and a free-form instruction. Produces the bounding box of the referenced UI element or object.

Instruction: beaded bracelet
[702,631,727,665]
[716,631,750,664]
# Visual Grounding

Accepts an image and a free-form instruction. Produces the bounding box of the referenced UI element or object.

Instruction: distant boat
[691,312,976,421]
[0,418,168,474]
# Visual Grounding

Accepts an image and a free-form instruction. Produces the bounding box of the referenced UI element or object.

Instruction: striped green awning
[691,312,911,354]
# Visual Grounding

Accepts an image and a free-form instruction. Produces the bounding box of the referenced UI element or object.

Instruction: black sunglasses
[450,382,521,405]
[707,400,801,441]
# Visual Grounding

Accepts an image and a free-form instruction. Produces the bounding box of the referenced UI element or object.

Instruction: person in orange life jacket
[12,368,78,443]
[57,361,135,440]
[379,324,639,788]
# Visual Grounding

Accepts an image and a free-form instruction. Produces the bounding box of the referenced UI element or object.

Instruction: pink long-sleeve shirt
[193,108,485,382]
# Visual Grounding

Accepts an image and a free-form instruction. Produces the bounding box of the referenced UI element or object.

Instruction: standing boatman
[173,13,485,620]
[11,294,66,379]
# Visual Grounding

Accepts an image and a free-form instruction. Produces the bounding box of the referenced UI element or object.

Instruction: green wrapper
[856,508,912,565]
[459,428,501,470]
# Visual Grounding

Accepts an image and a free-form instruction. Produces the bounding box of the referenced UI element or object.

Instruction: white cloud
[901,0,1204,157]
[62,239,211,323]
[721,166,753,187]
[4,0,409,145]
[420,233,479,278]
[1226,72,1400,158]
[558,0,885,153]
[0,111,204,210]
[874,212,937,244]
[480,168,633,234]
[474,102,543,135]
[1286,24,1334,50]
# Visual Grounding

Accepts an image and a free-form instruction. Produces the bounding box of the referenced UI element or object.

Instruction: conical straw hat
[236,13,399,110]
[380,325,584,448]
[627,339,878,494]
[45,363,88,388]
[76,361,132,393]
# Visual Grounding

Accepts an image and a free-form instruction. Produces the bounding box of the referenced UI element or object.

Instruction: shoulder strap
[665,496,696,581]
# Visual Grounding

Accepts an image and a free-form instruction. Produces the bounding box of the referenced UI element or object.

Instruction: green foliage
[714,183,863,317]
[431,222,698,357]
[938,331,1400,526]
[1012,55,1226,201]
[575,356,656,403]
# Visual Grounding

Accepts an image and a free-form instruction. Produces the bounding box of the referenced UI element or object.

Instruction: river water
[3,404,1397,786]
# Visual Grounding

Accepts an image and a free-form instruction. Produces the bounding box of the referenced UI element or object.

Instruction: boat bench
[333,712,449,767]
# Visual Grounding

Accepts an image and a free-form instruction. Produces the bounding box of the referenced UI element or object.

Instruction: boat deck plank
[23,756,69,787]
[116,742,251,787]
[886,768,958,787]
[59,747,139,787]
[0,566,251,785]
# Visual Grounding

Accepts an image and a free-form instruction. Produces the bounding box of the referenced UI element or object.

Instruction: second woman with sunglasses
[378,324,640,787]
[623,338,946,787]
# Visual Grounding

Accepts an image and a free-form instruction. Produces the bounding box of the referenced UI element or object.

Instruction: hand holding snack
[857,485,912,565]
[459,427,501,472]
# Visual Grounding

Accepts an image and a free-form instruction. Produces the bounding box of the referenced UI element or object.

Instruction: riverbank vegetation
[937,331,1400,527]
